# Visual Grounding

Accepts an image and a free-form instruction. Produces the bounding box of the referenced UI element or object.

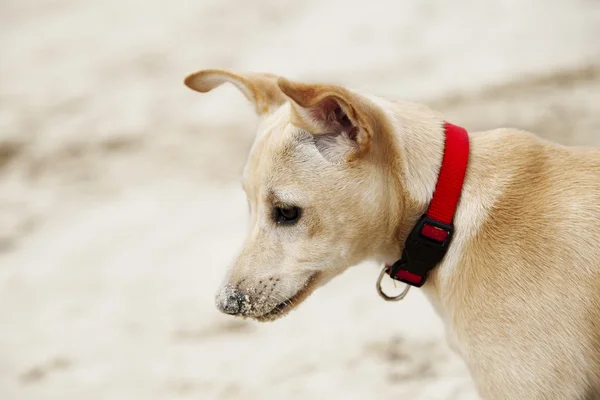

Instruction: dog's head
[185,69,404,321]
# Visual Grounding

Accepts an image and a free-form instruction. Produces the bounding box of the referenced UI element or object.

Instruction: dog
[184,69,600,399]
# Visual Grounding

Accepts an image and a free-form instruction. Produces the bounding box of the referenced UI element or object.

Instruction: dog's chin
[253,272,321,322]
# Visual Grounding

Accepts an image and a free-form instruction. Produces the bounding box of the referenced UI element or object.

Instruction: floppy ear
[277,77,376,163]
[184,69,287,115]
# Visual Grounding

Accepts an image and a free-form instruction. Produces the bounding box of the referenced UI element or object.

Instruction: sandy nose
[216,286,244,315]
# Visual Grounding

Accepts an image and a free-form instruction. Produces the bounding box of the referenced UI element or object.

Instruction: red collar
[386,122,470,287]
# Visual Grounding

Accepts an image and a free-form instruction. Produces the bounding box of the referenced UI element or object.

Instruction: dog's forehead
[242,104,317,192]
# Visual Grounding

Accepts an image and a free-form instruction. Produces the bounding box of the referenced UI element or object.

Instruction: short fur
[184,69,600,399]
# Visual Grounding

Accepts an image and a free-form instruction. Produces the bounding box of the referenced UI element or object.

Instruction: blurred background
[1,0,599,399]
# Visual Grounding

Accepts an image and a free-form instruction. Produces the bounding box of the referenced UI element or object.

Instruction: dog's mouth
[255,272,320,322]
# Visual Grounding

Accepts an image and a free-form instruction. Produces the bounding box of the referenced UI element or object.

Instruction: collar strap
[387,122,470,287]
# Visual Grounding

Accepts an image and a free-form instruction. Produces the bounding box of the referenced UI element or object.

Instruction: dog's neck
[370,95,460,315]
[370,96,446,244]
[388,101,446,211]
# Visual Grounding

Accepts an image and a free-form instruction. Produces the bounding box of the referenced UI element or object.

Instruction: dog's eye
[273,206,301,225]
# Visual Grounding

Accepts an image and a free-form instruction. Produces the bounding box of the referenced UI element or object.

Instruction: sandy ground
[1,1,600,399]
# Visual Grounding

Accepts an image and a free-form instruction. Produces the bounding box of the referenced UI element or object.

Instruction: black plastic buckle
[388,214,454,287]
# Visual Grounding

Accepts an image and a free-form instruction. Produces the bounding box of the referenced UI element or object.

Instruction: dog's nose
[216,287,244,315]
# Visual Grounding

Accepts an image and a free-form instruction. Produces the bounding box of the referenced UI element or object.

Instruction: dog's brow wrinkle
[265,188,276,204]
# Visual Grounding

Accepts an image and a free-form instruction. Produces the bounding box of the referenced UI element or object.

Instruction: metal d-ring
[376,265,411,301]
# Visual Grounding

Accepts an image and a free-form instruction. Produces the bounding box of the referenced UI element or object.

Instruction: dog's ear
[184,69,287,115]
[277,77,376,163]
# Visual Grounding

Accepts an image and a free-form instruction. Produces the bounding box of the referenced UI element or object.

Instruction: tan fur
[184,69,600,399]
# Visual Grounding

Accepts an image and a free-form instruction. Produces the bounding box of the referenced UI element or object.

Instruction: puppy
[184,69,600,399]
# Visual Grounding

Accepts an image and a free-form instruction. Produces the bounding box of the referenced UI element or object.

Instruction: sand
[1,0,599,399]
